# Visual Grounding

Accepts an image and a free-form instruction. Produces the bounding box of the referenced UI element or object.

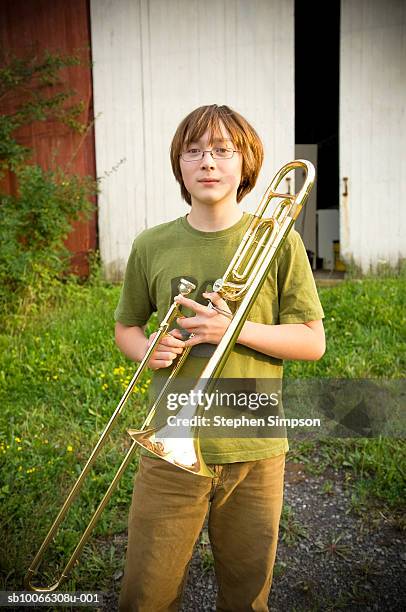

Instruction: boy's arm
[172,293,325,362]
[115,323,149,363]
[237,319,325,361]
[115,322,186,369]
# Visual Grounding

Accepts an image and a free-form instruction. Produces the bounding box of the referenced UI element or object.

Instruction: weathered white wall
[340,0,406,272]
[90,0,294,280]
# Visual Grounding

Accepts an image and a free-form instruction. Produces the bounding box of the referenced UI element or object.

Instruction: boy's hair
[170,104,264,205]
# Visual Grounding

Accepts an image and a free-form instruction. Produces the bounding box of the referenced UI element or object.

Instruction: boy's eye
[214,147,228,155]
[186,148,201,154]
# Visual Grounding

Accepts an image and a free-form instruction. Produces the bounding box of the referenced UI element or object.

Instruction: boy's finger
[202,291,220,299]
[174,294,211,315]
[155,350,178,361]
[203,291,231,313]
[169,328,186,340]
[161,333,185,348]
[183,335,201,348]
[147,331,159,347]
[176,317,201,331]
[150,359,173,370]
[158,344,183,355]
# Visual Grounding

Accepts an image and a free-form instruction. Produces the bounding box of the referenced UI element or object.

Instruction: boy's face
[179,124,242,209]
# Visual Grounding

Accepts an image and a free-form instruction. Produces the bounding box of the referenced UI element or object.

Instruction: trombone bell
[127,428,214,477]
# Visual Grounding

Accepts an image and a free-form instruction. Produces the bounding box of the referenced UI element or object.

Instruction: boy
[115,104,325,611]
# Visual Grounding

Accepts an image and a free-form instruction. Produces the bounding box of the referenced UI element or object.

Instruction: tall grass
[0,276,404,591]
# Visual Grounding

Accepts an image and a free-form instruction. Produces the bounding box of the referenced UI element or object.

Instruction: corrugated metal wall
[340,0,406,272]
[90,0,294,281]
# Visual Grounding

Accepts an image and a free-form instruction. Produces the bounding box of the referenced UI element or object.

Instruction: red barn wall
[0,0,97,276]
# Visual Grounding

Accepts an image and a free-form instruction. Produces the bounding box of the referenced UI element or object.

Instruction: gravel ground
[179,461,405,611]
[99,460,405,612]
[7,461,403,612]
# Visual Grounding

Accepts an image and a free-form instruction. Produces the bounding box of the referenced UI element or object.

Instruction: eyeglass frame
[179,148,240,162]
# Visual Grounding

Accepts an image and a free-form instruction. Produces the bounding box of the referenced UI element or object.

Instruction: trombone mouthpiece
[178,278,196,295]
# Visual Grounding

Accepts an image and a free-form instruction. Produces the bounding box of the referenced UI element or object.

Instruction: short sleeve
[277,230,324,324]
[114,240,155,326]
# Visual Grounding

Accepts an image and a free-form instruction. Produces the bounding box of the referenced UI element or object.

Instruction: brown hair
[170,104,264,205]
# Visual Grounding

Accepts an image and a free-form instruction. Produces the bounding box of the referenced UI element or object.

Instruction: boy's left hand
[173,292,232,347]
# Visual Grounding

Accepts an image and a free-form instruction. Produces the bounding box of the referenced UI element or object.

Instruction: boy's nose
[200,151,216,168]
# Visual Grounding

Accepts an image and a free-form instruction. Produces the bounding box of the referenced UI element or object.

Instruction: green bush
[0,164,95,311]
[0,51,97,316]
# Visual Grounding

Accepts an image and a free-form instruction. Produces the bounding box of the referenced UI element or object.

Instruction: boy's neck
[186,203,243,232]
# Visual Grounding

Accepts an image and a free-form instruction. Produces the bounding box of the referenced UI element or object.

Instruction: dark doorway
[295,0,340,270]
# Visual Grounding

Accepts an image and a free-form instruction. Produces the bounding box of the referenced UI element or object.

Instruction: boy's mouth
[198,178,220,183]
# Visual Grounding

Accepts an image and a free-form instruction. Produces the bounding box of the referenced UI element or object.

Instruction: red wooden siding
[0,0,97,276]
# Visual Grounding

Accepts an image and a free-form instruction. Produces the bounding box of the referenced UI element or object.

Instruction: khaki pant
[119,453,285,612]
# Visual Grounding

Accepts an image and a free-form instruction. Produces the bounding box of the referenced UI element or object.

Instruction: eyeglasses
[180,147,239,162]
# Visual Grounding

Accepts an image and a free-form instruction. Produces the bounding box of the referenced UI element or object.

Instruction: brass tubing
[25,279,196,591]
[129,159,315,474]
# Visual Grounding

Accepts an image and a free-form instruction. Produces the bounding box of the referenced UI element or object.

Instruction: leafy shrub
[0,164,95,310]
[0,51,97,316]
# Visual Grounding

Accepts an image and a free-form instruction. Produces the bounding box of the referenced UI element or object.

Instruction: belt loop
[209,464,221,500]
[209,464,221,478]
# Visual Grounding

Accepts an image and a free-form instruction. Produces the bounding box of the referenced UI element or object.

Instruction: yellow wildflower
[67,445,73,452]
[14,437,21,443]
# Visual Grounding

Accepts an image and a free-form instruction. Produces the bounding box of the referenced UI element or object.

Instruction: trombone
[25,159,315,592]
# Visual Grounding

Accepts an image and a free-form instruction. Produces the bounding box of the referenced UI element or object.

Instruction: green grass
[285,277,405,378]
[285,276,405,511]
[280,504,309,546]
[0,275,405,592]
[0,281,152,592]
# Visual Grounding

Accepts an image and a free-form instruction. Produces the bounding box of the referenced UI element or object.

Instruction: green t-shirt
[115,212,324,462]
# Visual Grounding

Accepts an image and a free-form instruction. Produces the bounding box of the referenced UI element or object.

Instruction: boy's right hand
[146,330,186,370]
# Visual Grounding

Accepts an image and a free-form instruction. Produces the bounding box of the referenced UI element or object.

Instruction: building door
[294,0,340,271]
[340,0,405,272]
